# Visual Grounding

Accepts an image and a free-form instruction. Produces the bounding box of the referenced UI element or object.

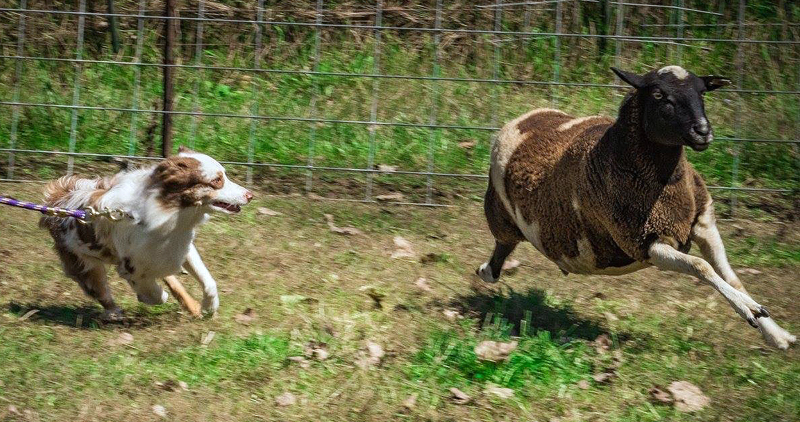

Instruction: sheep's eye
[652,90,663,100]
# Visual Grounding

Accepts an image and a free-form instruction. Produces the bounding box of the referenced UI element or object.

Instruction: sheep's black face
[611,66,730,152]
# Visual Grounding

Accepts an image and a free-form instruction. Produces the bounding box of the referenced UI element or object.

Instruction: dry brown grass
[0,181,797,421]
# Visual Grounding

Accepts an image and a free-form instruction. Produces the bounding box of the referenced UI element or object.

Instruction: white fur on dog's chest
[118,225,196,279]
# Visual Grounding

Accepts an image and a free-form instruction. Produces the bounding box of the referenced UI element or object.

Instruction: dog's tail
[43,175,116,206]
[43,175,83,206]
[40,175,116,231]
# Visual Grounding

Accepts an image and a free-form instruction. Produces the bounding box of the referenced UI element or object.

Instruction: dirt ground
[0,181,797,422]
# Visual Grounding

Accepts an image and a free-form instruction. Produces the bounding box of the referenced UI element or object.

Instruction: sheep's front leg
[648,242,770,330]
[184,243,219,316]
[692,211,796,349]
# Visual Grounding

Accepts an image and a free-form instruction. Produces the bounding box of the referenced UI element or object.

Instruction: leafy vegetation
[0,1,797,207]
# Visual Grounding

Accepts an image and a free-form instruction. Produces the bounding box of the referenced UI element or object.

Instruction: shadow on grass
[5,301,171,329]
[451,287,623,342]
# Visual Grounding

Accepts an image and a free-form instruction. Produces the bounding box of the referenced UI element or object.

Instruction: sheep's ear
[611,67,645,89]
[177,145,196,155]
[701,76,731,91]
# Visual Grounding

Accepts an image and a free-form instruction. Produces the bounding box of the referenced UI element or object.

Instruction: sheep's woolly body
[483,68,795,350]
[489,98,708,274]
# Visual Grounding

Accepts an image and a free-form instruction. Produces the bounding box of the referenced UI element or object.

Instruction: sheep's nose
[244,191,254,203]
[693,121,710,136]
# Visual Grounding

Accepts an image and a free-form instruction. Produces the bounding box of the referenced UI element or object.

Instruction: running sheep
[477,65,796,350]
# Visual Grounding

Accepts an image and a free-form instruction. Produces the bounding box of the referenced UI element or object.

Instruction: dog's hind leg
[57,247,122,321]
[164,275,202,317]
[183,243,219,316]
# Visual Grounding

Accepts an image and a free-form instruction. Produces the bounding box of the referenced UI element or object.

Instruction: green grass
[409,325,592,391]
[0,182,797,420]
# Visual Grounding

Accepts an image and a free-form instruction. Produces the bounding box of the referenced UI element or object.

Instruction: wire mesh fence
[0,0,797,213]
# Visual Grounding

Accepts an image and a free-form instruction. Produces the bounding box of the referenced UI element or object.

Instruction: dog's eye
[212,176,223,186]
[653,90,663,100]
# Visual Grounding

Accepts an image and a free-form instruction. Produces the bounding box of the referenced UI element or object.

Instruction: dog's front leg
[164,275,202,318]
[184,243,219,316]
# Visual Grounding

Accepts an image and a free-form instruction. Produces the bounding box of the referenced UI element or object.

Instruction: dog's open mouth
[211,201,242,214]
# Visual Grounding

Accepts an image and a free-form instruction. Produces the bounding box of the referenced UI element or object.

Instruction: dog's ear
[177,145,197,155]
[152,156,201,187]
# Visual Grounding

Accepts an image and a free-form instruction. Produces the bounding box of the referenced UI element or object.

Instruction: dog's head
[150,146,253,213]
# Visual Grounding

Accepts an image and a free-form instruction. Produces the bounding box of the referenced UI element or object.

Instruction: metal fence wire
[0,0,798,212]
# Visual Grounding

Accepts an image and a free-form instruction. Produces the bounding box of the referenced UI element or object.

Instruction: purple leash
[0,195,130,222]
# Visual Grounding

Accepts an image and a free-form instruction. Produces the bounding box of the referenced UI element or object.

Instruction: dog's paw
[137,289,169,305]
[101,308,125,323]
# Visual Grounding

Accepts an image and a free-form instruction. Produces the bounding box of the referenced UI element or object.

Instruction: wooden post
[107,0,119,53]
[162,0,176,157]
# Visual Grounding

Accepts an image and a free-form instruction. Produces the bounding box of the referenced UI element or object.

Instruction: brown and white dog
[40,147,253,320]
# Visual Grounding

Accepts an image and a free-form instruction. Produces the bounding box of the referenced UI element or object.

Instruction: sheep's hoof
[757,306,770,319]
[747,316,758,328]
[476,263,498,283]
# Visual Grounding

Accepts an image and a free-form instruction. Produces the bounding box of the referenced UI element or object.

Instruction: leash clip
[80,206,98,224]
[81,206,131,223]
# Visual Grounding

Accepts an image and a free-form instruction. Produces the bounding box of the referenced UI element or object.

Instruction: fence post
[305,0,324,193]
[491,0,502,127]
[128,0,146,156]
[188,0,205,148]
[66,0,87,175]
[613,1,625,76]
[551,0,562,107]
[107,0,120,54]
[730,0,746,217]
[523,2,531,42]
[162,0,176,157]
[6,0,26,180]
[425,0,443,204]
[246,0,265,185]
[365,0,383,201]
[675,0,684,64]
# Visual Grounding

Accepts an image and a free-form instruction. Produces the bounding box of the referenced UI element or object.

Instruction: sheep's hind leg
[647,242,775,336]
[478,241,518,283]
[479,179,524,283]
[692,212,795,349]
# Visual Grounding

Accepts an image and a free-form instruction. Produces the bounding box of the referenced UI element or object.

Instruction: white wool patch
[571,194,580,212]
[658,65,689,80]
[490,108,567,215]
[558,237,649,275]
[513,208,545,254]
[477,262,497,283]
[557,116,604,132]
